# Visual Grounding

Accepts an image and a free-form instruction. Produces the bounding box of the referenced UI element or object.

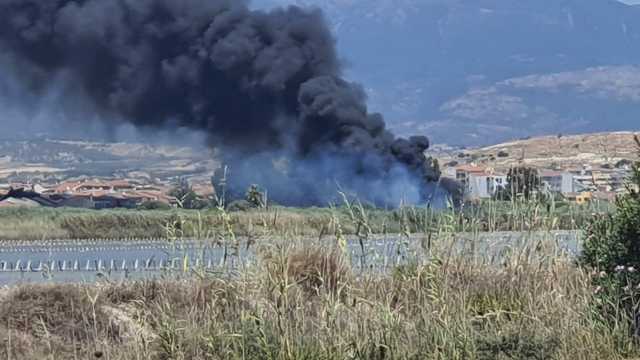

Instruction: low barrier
[0,232,582,276]
[0,238,205,254]
[0,257,222,273]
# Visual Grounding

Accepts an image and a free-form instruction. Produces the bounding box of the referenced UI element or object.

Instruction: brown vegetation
[435,131,639,171]
[0,241,637,359]
[0,198,609,241]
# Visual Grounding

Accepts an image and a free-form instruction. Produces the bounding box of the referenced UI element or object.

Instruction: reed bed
[0,198,629,359]
[0,198,612,241]
[0,234,636,359]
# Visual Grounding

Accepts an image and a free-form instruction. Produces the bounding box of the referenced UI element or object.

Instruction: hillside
[1,132,636,187]
[254,0,640,145]
[0,139,217,183]
[432,131,640,171]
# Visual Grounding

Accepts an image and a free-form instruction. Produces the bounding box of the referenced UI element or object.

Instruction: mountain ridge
[254,0,640,145]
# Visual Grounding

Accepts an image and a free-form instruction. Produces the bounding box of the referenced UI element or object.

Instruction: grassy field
[0,198,631,359]
[0,236,636,359]
[0,198,612,241]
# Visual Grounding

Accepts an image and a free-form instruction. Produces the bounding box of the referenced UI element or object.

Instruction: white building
[540,171,574,194]
[467,173,508,199]
[450,165,507,199]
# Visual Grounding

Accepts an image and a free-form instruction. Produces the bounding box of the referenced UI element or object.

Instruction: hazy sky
[621,0,640,4]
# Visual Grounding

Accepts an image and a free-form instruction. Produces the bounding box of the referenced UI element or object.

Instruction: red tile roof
[37,179,177,205]
[52,181,83,194]
[52,179,136,193]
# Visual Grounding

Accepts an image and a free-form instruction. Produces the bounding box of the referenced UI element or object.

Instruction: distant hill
[432,131,640,171]
[254,0,640,145]
[0,139,216,182]
[1,131,635,186]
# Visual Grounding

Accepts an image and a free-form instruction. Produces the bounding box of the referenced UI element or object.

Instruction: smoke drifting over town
[0,0,444,205]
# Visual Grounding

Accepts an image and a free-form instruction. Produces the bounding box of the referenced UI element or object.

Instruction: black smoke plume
[0,0,446,206]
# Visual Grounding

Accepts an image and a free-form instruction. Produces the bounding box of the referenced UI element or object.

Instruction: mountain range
[254,0,640,145]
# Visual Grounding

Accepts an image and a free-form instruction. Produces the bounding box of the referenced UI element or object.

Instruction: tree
[580,134,640,333]
[169,178,208,209]
[494,166,542,201]
[425,158,441,181]
[245,184,266,208]
[211,165,229,208]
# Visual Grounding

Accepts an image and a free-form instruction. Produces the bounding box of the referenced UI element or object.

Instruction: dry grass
[262,244,351,296]
[0,240,637,359]
[0,199,607,242]
[0,195,629,358]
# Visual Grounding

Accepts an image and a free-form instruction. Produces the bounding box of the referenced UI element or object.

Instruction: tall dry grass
[0,238,636,359]
[0,196,627,359]
[0,197,611,241]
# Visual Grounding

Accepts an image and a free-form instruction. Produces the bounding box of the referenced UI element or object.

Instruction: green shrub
[226,199,254,212]
[580,135,640,335]
[580,135,640,271]
[581,197,640,271]
[138,200,172,210]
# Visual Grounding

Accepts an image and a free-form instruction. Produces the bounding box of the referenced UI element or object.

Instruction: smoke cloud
[0,0,445,206]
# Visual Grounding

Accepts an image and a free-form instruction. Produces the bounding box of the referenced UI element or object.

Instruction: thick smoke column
[0,0,444,206]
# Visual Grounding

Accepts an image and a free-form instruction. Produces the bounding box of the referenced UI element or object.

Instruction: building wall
[542,173,574,194]
[59,197,95,209]
[561,173,574,193]
[467,175,507,199]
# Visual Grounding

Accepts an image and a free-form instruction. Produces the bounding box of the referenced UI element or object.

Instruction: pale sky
[621,0,640,4]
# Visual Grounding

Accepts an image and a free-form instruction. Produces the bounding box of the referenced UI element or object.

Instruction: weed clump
[288,246,350,294]
[0,284,122,346]
[262,244,351,296]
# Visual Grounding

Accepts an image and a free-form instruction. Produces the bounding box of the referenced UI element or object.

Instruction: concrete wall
[467,175,507,199]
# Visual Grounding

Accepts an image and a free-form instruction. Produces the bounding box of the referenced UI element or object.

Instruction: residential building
[569,167,630,193]
[0,178,182,209]
[452,165,487,186]
[540,170,574,194]
[44,179,177,209]
[451,165,507,199]
[467,173,508,199]
[51,179,136,194]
